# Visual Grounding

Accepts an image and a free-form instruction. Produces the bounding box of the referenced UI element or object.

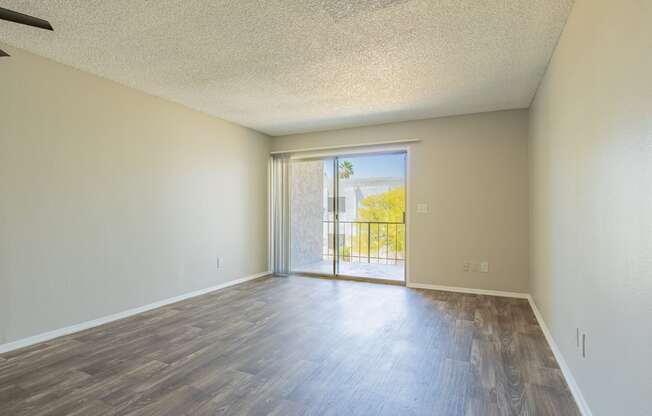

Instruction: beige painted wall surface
[0,45,270,344]
[273,110,530,293]
[529,1,652,415]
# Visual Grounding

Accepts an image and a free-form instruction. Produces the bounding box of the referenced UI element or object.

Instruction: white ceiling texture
[0,0,573,135]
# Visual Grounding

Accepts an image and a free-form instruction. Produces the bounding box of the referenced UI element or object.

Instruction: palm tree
[339,160,354,179]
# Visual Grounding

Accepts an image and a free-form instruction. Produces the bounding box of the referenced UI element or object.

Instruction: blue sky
[324,153,405,178]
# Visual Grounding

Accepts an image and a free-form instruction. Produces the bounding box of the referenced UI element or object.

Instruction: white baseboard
[0,271,271,354]
[1,273,592,416]
[406,281,591,415]
[527,296,593,416]
[407,282,529,299]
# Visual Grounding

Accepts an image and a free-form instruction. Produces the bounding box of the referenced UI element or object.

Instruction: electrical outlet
[416,203,430,214]
[464,261,489,273]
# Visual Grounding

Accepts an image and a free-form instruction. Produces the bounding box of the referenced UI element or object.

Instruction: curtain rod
[270,139,420,155]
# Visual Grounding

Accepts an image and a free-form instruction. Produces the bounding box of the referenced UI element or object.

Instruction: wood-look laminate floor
[0,276,580,416]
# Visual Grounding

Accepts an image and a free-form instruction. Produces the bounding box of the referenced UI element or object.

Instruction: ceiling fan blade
[0,7,53,31]
[0,48,10,57]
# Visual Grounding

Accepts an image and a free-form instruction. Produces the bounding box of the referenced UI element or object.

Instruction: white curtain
[271,155,291,275]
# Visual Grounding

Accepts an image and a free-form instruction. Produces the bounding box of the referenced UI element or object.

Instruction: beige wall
[273,110,530,293]
[0,45,270,344]
[529,1,652,415]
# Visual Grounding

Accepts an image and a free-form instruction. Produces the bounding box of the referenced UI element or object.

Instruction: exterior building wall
[290,160,324,269]
[337,177,403,222]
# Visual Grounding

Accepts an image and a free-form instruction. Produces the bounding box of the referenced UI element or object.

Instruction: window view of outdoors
[289,153,406,281]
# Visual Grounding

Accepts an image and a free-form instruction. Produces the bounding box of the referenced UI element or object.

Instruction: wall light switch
[416,203,429,214]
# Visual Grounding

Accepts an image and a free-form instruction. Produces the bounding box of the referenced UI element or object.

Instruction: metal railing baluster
[321,220,405,265]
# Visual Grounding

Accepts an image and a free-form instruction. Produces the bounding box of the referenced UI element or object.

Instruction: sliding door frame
[271,144,412,286]
[332,152,407,285]
[333,157,340,277]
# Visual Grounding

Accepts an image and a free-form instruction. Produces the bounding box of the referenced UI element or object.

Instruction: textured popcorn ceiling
[0,0,573,136]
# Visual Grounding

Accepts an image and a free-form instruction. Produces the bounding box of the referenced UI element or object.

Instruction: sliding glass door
[333,153,406,282]
[289,158,335,276]
[289,152,406,282]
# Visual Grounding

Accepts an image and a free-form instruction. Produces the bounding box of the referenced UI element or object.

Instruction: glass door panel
[333,153,406,282]
[289,158,336,277]
[289,152,406,283]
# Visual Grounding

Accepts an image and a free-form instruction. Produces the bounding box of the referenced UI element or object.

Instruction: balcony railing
[322,220,405,265]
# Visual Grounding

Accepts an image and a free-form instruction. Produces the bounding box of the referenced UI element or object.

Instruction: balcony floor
[293,259,405,282]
